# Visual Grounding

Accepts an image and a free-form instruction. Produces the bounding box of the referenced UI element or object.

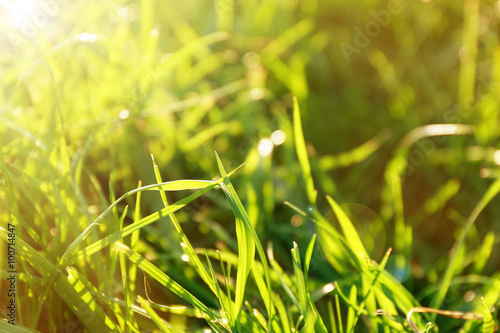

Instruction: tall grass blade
[215,153,256,326]
[137,296,173,333]
[293,96,316,205]
[430,178,500,311]
[117,243,216,318]
[150,155,217,296]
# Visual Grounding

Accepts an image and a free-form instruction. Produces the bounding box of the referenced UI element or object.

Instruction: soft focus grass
[1,0,500,332]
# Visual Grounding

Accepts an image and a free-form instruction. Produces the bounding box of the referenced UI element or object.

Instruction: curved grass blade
[62,180,221,266]
[430,178,500,311]
[291,236,327,333]
[205,253,234,328]
[293,96,316,205]
[151,155,217,296]
[116,243,216,319]
[137,296,172,333]
[60,178,221,264]
[215,153,255,325]
[325,195,368,259]
[215,152,275,331]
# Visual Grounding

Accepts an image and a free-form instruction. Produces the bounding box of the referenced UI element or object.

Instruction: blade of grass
[137,295,172,333]
[293,96,316,205]
[430,178,500,311]
[215,153,256,327]
[129,180,143,293]
[62,181,220,266]
[62,164,248,267]
[215,152,276,330]
[205,253,234,328]
[291,236,327,333]
[327,300,338,333]
[350,248,392,331]
[119,245,139,332]
[335,294,344,333]
[0,227,117,332]
[458,0,479,103]
[116,243,216,319]
[150,154,217,296]
[65,267,120,331]
[346,285,358,332]
[66,266,131,328]
[325,195,369,259]
[60,178,224,264]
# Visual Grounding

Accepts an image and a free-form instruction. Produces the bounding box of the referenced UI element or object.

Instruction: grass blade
[293,96,316,206]
[137,296,172,333]
[215,152,276,330]
[215,153,256,326]
[151,155,217,296]
[0,227,117,332]
[62,180,221,265]
[430,178,500,311]
[117,243,216,318]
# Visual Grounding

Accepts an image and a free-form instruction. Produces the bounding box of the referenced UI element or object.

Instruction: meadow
[0,0,499,332]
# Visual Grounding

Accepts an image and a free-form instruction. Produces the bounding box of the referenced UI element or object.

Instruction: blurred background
[1,0,500,331]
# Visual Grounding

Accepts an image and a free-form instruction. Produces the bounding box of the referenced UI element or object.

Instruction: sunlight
[494,150,500,165]
[271,130,286,145]
[258,138,274,156]
[2,0,41,27]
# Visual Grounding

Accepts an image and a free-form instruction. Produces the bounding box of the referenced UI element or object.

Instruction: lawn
[0,0,499,332]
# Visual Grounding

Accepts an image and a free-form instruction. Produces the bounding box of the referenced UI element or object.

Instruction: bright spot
[321,283,335,294]
[180,242,186,248]
[150,28,159,38]
[3,0,39,27]
[203,329,212,333]
[79,32,98,43]
[258,138,273,156]
[253,308,259,316]
[87,205,99,215]
[494,150,500,165]
[181,254,190,262]
[221,318,228,324]
[118,4,137,23]
[251,88,265,100]
[291,215,303,227]
[13,107,22,117]
[463,290,476,303]
[271,130,286,145]
[118,109,130,119]
[425,124,460,136]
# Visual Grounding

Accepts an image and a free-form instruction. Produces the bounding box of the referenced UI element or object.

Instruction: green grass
[1,0,500,332]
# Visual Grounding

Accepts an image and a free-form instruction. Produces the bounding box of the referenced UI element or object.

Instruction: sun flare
[1,0,41,27]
